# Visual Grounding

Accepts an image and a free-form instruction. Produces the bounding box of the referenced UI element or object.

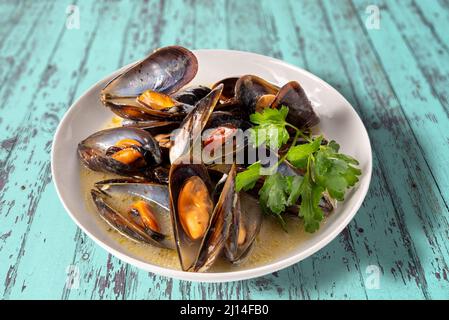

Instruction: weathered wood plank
[60,0,193,300]
[387,0,449,112]
[0,0,107,299]
[322,0,449,298]
[0,1,30,47]
[0,1,76,298]
[352,0,449,284]
[410,0,449,51]
[379,0,449,202]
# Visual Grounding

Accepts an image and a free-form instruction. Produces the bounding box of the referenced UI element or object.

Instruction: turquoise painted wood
[1,0,448,300]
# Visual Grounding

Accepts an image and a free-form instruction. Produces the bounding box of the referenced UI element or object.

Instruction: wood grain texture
[0,0,448,299]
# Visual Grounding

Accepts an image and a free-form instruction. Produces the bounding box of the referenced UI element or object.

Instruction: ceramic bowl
[51,49,372,282]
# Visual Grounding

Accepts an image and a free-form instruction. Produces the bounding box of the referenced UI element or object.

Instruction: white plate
[51,49,372,282]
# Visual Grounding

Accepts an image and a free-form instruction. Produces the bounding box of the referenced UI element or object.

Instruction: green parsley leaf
[258,173,299,230]
[259,173,292,215]
[235,162,262,192]
[250,126,289,150]
[313,145,362,201]
[287,175,304,206]
[249,106,290,149]
[299,173,325,233]
[327,140,340,152]
[286,136,323,168]
[250,105,289,125]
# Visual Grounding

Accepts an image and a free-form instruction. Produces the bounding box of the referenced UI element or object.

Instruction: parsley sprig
[236,107,361,233]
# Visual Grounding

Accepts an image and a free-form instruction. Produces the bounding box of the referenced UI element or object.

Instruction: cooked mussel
[202,112,250,164]
[101,46,198,120]
[91,179,174,249]
[234,75,279,115]
[169,84,223,163]
[169,162,213,270]
[225,192,262,264]
[103,93,194,121]
[169,163,236,271]
[206,111,250,130]
[78,127,162,176]
[234,76,319,130]
[270,81,319,130]
[172,85,211,106]
[192,164,236,272]
[121,119,180,136]
[102,46,198,99]
[212,77,239,102]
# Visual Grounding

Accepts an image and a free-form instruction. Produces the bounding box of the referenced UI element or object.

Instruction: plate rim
[51,48,373,283]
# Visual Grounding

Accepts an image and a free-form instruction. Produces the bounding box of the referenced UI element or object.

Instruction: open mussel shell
[101,46,198,121]
[169,162,236,272]
[103,95,194,121]
[212,77,239,102]
[168,162,214,271]
[201,113,250,164]
[172,85,211,106]
[91,179,174,249]
[169,84,223,164]
[192,164,236,272]
[95,178,170,207]
[102,46,198,100]
[235,75,279,115]
[78,127,162,177]
[211,77,244,113]
[121,119,180,136]
[224,192,262,264]
[270,81,319,130]
[206,111,250,130]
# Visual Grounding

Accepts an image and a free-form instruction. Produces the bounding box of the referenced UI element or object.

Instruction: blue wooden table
[1,0,448,300]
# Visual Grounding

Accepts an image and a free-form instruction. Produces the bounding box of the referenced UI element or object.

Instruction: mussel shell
[91,180,174,249]
[270,81,319,130]
[122,119,180,136]
[201,123,248,165]
[95,179,170,209]
[192,164,236,272]
[171,86,211,106]
[169,84,223,164]
[138,166,170,185]
[206,111,250,130]
[91,190,158,244]
[224,192,262,264]
[78,127,162,176]
[103,96,194,121]
[212,77,239,102]
[102,98,156,120]
[169,162,214,271]
[234,75,279,115]
[101,46,198,99]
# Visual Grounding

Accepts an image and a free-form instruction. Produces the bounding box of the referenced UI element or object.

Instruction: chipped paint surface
[0,0,449,299]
